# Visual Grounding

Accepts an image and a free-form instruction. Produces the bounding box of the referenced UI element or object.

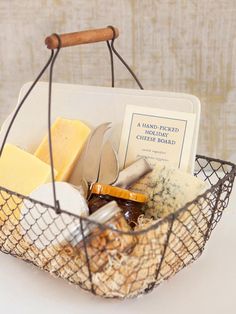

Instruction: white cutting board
[0,82,200,171]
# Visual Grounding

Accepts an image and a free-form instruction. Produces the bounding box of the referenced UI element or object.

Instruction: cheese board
[0,82,201,172]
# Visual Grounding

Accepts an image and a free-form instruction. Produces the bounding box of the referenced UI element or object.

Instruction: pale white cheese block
[20,182,89,250]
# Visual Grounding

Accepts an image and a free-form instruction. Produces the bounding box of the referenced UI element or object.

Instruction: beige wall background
[0,0,236,162]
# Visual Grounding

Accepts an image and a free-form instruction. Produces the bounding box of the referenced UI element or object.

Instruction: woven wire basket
[0,27,236,299]
[0,155,235,298]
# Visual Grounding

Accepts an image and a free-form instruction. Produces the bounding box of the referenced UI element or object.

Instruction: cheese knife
[97,140,119,185]
[81,122,111,198]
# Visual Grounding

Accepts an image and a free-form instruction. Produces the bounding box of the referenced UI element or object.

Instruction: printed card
[118,105,196,172]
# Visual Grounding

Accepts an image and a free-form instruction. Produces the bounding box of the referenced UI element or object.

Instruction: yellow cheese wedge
[34,117,91,181]
[0,143,56,224]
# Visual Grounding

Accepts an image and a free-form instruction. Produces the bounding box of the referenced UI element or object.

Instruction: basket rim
[0,154,235,236]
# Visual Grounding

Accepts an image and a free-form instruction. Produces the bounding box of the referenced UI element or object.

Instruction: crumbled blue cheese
[131,164,208,219]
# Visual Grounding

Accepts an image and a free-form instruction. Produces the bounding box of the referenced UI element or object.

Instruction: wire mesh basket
[0,27,236,299]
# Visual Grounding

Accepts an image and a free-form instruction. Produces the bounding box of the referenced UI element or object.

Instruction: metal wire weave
[0,155,235,298]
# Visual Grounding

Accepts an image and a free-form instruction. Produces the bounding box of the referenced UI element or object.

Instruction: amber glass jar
[88,183,148,228]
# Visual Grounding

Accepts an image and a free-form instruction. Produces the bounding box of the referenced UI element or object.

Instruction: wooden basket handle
[45,26,119,49]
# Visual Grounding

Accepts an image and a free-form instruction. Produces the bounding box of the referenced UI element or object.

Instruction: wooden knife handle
[45,26,119,49]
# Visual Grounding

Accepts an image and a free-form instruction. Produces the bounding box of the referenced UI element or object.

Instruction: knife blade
[81,122,111,197]
[97,140,119,185]
[69,122,111,197]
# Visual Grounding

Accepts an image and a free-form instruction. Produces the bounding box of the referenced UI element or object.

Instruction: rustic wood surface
[0,0,235,162]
